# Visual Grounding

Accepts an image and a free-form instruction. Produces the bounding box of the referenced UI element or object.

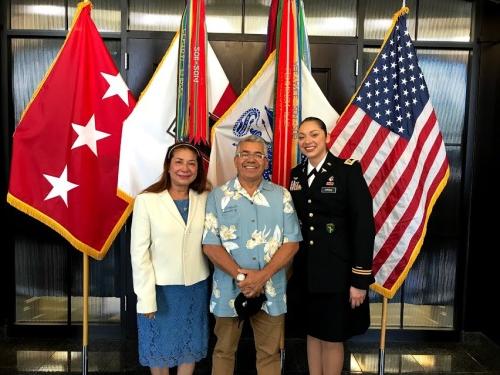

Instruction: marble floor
[1,332,500,374]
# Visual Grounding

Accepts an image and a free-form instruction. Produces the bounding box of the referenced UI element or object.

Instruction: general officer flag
[7,2,136,260]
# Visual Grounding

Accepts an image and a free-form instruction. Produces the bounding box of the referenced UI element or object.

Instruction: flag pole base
[280,349,285,374]
[378,348,385,374]
[82,345,88,375]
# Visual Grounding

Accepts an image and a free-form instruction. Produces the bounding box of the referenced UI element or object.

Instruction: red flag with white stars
[7,2,135,260]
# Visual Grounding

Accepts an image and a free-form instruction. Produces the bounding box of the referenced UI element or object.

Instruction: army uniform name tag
[321,187,337,193]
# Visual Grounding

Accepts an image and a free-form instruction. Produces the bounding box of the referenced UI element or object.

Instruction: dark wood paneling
[210,41,244,93]
[126,37,174,98]
[210,40,267,93]
[310,43,357,113]
[465,9,500,344]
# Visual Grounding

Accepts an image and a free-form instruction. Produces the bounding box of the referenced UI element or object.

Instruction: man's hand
[237,268,269,298]
[143,312,155,319]
[349,286,367,309]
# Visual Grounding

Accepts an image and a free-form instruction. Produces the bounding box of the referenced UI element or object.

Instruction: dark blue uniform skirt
[137,279,209,368]
[307,291,370,342]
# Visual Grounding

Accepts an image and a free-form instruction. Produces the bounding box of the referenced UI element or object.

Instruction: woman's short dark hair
[300,116,327,136]
[143,142,207,194]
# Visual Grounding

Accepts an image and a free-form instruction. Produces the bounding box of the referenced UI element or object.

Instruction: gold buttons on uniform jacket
[310,226,314,231]
[307,199,312,203]
[309,240,314,245]
[309,212,313,217]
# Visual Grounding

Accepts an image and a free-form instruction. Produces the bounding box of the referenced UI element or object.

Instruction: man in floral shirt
[203,135,302,375]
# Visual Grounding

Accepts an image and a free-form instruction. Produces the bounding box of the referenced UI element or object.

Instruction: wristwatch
[236,273,246,282]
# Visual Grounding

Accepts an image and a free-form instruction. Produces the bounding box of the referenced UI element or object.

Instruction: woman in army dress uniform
[289,117,375,375]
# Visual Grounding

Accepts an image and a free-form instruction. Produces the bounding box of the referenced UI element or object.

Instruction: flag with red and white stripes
[328,7,450,298]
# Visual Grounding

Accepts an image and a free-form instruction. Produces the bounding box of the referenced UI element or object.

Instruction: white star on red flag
[71,114,110,156]
[101,72,130,106]
[43,166,78,206]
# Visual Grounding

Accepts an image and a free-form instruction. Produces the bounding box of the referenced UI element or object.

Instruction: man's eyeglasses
[236,152,267,160]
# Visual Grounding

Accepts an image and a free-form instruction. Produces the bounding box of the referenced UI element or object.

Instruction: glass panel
[68,0,121,32]
[10,0,65,30]
[369,288,402,328]
[418,0,472,42]
[354,353,424,373]
[70,296,121,323]
[11,39,121,126]
[418,50,468,145]
[413,354,453,372]
[364,0,416,40]
[362,49,468,145]
[15,237,68,324]
[207,0,242,34]
[403,236,457,329]
[304,0,356,37]
[71,243,121,323]
[11,38,63,125]
[244,0,271,35]
[16,351,121,372]
[362,47,379,80]
[128,0,184,32]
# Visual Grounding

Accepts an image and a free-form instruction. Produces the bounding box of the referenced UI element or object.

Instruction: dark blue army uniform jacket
[289,152,375,294]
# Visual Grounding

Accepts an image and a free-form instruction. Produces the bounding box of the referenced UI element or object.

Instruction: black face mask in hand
[234,292,267,325]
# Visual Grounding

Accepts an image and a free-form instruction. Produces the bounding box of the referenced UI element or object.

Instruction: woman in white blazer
[131,142,210,375]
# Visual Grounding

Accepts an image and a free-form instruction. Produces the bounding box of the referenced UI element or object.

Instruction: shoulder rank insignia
[344,158,357,165]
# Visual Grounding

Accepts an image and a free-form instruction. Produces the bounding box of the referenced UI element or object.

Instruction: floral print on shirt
[202,178,302,317]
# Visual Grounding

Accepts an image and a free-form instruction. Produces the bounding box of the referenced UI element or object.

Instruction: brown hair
[143,143,207,194]
[300,116,327,136]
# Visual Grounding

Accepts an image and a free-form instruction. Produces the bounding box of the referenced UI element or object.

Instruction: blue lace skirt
[137,279,209,368]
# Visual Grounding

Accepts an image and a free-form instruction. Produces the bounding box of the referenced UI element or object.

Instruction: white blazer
[130,189,210,313]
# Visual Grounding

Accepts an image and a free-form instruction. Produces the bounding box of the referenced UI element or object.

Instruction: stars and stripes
[328,7,450,298]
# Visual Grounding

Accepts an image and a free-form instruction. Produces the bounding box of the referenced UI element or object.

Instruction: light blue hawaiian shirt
[203,177,302,317]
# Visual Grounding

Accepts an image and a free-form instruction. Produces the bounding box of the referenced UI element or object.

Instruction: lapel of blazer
[158,190,186,228]
[186,189,198,228]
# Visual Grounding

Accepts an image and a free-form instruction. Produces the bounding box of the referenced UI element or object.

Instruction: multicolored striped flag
[272,0,304,187]
[328,8,450,298]
[207,53,338,187]
[207,0,338,188]
[266,0,310,68]
[118,33,236,201]
[176,0,208,144]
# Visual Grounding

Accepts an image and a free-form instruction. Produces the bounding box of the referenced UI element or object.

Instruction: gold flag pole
[82,253,89,375]
[81,1,91,371]
[378,297,388,374]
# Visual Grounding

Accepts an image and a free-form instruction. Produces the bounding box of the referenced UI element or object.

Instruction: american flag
[328,9,450,298]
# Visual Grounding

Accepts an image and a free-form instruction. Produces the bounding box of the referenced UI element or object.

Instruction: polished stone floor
[1,332,500,374]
